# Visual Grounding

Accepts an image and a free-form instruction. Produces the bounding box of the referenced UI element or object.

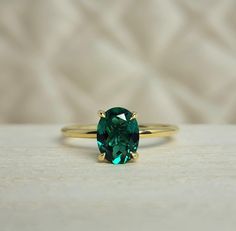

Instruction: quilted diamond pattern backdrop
[0,0,236,124]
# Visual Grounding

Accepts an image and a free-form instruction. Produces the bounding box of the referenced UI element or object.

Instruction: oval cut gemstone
[97,107,139,164]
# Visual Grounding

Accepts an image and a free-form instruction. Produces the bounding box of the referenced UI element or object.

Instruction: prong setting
[98,153,106,161]
[98,110,106,118]
[130,111,137,120]
[131,152,139,160]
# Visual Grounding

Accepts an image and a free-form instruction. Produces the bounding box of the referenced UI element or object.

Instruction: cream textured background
[0,0,236,124]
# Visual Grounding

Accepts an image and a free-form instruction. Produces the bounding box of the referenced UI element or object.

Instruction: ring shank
[61,124,178,139]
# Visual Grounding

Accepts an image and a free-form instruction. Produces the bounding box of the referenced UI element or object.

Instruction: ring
[61,107,179,165]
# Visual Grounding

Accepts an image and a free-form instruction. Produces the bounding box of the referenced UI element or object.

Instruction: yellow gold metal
[130,111,137,120]
[98,153,106,161]
[131,152,139,160]
[61,124,179,139]
[98,110,106,118]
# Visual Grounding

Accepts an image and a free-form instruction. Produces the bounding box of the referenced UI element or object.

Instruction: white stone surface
[0,125,236,231]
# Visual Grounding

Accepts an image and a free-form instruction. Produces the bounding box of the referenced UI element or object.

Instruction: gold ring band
[61,107,179,164]
[61,124,179,139]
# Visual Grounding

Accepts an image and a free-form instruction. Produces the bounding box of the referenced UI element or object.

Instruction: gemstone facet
[97,107,139,164]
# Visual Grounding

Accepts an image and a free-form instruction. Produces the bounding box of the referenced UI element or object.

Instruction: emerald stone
[97,107,139,164]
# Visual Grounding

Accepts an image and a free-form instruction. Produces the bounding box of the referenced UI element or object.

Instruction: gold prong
[98,153,106,161]
[131,152,139,160]
[130,111,137,120]
[98,110,106,118]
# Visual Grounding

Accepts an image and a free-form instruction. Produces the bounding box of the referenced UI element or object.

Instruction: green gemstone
[97,107,139,164]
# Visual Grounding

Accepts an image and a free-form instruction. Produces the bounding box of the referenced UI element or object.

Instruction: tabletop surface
[0,125,236,231]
